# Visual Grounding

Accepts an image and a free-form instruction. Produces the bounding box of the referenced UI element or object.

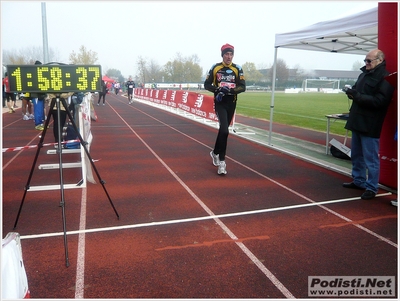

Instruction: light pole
[41,2,49,63]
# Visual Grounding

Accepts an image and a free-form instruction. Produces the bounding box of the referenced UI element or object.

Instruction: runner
[125,76,135,104]
[204,43,246,175]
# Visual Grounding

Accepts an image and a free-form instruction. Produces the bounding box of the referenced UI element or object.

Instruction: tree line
[2,45,363,88]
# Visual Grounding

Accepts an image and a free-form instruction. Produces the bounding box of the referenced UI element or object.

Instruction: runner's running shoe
[210,151,220,166]
[218,161,227,175]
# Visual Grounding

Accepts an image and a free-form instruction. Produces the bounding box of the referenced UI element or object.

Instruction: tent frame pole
[269,47,278,145]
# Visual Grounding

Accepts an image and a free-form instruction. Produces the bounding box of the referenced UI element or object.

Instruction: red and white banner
[134,88,219,123]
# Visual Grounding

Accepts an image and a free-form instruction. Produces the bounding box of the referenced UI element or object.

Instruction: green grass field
[236,91,351,135]
[204,91,351,136]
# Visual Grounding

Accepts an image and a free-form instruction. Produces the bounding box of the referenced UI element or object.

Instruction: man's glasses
[364,58,379,64]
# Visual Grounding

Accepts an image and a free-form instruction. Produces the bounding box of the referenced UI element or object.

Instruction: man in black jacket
[97,80,108,106]
[342,49,394,200]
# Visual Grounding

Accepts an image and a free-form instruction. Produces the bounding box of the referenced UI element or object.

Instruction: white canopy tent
[269,6,378,144]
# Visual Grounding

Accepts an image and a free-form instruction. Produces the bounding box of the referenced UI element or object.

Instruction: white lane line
[82,104,295,298]
[19,192,394,240]
[225,157,398,248]
[2,134,41,170]
[120,102,397,248]
[74,187,87,299]
[17,101,396,298]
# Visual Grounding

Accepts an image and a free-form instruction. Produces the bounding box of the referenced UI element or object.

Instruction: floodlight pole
[41,2,49,63]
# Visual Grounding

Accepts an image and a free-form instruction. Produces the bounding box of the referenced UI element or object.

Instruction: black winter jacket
[345,61,395,138]
[204,62,246,102]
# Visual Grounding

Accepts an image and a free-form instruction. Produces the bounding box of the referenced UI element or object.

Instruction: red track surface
[2,93,397,299]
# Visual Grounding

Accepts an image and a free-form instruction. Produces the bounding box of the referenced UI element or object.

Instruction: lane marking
[8,98,397,298]
[82,96,291,296]
[2,134,41,170]
[78,98,394,297]
[74,187,87,299]
[19,192,394,241]
[107,101,294,298]
[114,100,397,248]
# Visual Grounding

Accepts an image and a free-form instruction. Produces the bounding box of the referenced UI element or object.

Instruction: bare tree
[136,56,148,84]
[352,60,363,71]
[268,58,289,86]
[69,45,98,65]
[291,64,308,82]
[2,46,62,65]
[148,60,163,82]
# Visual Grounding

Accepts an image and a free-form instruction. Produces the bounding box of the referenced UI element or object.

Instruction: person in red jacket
[2,73,16,113]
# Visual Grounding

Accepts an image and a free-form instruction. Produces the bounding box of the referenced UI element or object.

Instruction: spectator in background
[48,93,73,144]
[204,43,246,175]
[31,61,47,130]
[106,81,113,93]
[2,72,16,113]
[97,80,108,106]
[32,95,47,130]
[20,93,34,120]
[12,94,18,109]
[342,49,395,200]
[114,81,121,95]
[2,76,6,108]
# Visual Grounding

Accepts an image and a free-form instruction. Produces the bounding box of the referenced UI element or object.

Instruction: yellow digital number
[50,67,63,91]
[10,67,22,91]
[76,67,88,90]
[89,67,100,90]
[37,67,50,91]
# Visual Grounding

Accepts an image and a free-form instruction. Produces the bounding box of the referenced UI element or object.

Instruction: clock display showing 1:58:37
[6,65,102,93]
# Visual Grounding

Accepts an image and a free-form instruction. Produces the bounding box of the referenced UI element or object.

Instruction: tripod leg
[61,98,120,219]
[13,99,56,230]
[55,97,70,267]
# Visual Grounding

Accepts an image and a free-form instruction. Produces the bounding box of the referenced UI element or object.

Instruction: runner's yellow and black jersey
[204,62,246,102]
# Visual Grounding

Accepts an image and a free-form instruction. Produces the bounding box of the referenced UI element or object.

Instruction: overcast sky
[2,1,379,79]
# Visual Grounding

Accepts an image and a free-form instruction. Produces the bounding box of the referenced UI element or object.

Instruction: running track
[2,92,397,298]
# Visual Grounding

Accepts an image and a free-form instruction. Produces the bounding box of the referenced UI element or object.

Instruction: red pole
[378,2,398,189]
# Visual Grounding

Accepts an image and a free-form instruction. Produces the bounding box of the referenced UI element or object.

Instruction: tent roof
[274,7,377,55]
[102,75,115,82]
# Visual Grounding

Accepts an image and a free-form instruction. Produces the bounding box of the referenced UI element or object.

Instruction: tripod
[13,94,120,267]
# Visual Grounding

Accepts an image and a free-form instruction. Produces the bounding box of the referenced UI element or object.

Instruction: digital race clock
[6,64,102,93]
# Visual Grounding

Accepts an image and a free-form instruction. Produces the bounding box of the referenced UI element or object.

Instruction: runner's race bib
[220,82,236,89]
